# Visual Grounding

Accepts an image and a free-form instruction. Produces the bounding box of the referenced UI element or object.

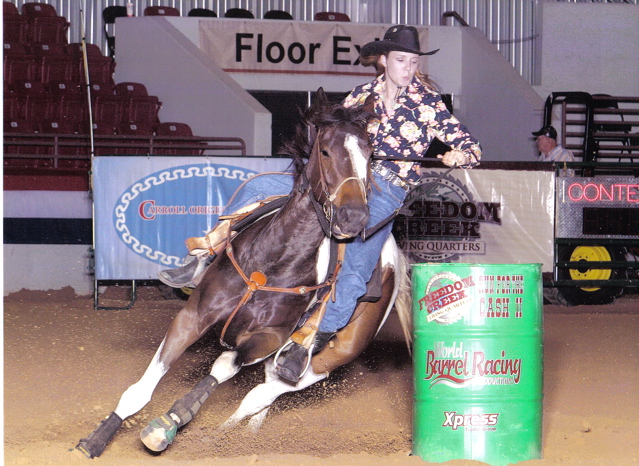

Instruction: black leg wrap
[76,412,123,459]
[168,375,218,427]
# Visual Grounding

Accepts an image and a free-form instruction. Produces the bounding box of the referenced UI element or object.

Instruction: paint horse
[77,88,412,458]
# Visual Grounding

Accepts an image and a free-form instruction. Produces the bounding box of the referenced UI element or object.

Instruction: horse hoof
[140,413,178,452]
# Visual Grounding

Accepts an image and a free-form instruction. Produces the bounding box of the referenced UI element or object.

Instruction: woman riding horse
[161,25,482,383]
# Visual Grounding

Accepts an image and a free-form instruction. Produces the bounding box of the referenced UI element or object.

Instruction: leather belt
[371,160,418,191]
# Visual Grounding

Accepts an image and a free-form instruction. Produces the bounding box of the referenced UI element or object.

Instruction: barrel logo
[418,272,474,324]
[442,411,500,431]
[424,342,523,388]
[113,163,253,266]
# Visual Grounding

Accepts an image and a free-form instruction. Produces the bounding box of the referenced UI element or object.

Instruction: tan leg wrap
[184,196,286,256]
[185,220,232,256]
[290,298,329,348]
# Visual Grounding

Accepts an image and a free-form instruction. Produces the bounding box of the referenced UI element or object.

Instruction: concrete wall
[4,245,94,296]
[459,28,544,162]
[119,19,543,162]
[535,3,639,98]
[115,17,272,156]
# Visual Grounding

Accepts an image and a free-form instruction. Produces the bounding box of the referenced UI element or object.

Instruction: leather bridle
[306,127,370,238]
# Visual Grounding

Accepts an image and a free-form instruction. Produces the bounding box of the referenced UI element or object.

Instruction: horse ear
[360,93,379,124]
[314,87,329,108]
[361,93,375,114]
[306,88,330,127]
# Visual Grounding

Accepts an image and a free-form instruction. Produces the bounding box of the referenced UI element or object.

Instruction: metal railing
[3,132,247,169]
[541,93,639,164]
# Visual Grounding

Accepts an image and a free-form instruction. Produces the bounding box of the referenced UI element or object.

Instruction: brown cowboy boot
[276,331,335,384]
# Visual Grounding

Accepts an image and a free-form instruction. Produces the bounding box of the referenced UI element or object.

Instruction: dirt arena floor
[4,286,638,465]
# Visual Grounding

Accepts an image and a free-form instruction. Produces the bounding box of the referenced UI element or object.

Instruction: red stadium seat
[67,42,105,61]
[78,55,115,85]
[4,1,19,15]
[78,120,114,136]
[225,8,254,18]
[264,10,293,20]
[84,121,116,156]
[3,43,30,56]
[58,94,88,122]
[21,2,58,19]
[155,122,201,155]
[4,94,22,121]
[40,55,76,83]
[314,12,350,22]
[4,54,38,85]
[116,122,154,155]
[115,81,148,97]
[13,80,47,95]
[4,119,53,166]
[127,95,161,126]
[22,3,68,43]
[156,122,194,137]
[118,121,154,135]
[188,8,216,18]
[38,119,88,166]
[30,16,70,43]
[68,43,113,86]
[86,82,115,100]
[39,119,77,134]
[3,15,29,43]
[47,80,82,95]
[22,94,57,121]
[30,42,68,57]
[144,6,179,16]
[94,94,127,125]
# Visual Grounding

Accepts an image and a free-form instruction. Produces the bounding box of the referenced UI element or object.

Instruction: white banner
[93,156,292,280]
[199,20,435,76]
[395,168,555,272]
[94,159,555,279]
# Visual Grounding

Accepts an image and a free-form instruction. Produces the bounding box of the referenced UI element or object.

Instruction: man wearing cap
[532,125,575,175]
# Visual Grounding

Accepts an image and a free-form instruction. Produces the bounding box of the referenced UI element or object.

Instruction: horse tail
[394,249,413,355]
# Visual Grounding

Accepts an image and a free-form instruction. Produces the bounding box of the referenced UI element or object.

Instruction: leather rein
[218,127,363,348]
[303,127,369,238]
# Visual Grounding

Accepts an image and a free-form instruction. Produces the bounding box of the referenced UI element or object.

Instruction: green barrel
[411,263,543,465]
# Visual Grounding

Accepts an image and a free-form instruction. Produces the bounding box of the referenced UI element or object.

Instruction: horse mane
[279,101,375,179]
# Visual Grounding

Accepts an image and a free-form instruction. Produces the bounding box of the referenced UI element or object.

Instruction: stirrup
[274,341,313,384]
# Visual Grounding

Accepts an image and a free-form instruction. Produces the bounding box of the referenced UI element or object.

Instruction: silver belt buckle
[372,161,410,191]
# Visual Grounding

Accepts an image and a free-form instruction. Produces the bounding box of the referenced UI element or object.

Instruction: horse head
[302,88,376,239]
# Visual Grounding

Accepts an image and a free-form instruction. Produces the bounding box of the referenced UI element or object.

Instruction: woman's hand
[438,150,469,167]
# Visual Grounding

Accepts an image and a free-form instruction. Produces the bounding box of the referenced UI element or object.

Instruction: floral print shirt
[343,74,482,181]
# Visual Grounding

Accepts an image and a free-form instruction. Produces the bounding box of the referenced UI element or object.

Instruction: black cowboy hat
[531,125,557,139]
[361,25,439,58]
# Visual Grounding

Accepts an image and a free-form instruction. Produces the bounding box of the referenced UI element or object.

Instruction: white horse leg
[140,350,241,452]
[219,359,327,433]
[246,407,271,434]
[114,339,169,419]
[76,339,169,458]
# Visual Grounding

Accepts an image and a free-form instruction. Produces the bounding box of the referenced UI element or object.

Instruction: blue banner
[94,156,292,279]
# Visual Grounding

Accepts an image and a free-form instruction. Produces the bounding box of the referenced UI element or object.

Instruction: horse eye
[321,149,330,157]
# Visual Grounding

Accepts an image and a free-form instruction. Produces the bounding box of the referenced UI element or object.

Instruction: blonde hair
[361,52,439,92]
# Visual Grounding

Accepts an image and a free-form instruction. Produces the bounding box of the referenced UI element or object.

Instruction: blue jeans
[223,172,294,215]
[319,173,406,332]
[224,171,407,334]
